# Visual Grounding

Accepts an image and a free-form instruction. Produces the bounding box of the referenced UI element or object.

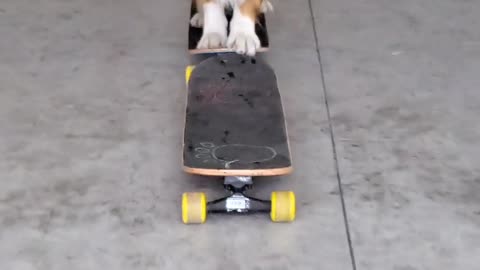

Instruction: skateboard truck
[207,176,271,214]
[182,176,296,224]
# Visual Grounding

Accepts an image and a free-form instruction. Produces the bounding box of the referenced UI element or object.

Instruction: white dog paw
[260,0,273,13]
[190,13,203,28]
[227,31,260,56]
[198,32,227,49]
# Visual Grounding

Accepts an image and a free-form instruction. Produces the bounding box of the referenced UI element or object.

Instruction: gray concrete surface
[313,0,480,269]
[0,0,478,270]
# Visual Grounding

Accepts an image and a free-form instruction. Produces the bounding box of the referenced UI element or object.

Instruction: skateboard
[188,0,269,54]
[182,53,296,224]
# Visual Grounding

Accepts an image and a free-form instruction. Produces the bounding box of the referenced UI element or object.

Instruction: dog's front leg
[227,0,271,56]
[196,0,228,49]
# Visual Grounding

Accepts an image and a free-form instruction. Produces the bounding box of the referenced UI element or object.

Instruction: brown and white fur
[191,0,273,56]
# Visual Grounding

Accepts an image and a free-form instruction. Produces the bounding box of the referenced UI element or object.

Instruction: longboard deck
[183,53,291,176]
[188,0,269,54]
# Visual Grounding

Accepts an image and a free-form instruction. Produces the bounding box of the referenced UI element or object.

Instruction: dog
[191,0,273,56]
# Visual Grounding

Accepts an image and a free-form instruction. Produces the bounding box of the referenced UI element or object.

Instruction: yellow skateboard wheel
[270,191,296,222]
[182,192,207,224]
[185,65,195,85]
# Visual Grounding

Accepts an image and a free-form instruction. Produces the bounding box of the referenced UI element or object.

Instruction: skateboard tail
[183,166,293,177]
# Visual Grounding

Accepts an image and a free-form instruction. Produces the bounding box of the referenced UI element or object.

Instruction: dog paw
[227,31,260,56]
[197,32,227,49]
[190,13,203,28]
[260,0,273,13]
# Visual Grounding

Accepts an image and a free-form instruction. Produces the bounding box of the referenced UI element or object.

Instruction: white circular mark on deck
[200,142,215,148]
[194,142,277,168]
[195,148,210,154]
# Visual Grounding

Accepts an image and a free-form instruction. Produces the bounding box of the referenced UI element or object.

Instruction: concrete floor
[0,0,479,269]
